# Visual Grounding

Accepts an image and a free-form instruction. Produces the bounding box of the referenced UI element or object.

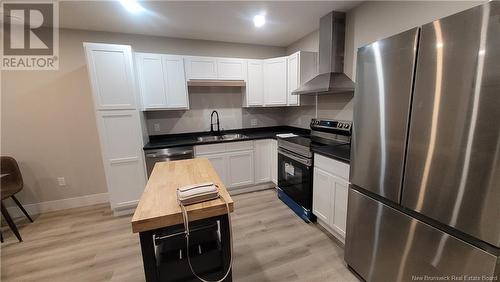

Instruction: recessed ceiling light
[120,0,145,14]
[253,14,266,28]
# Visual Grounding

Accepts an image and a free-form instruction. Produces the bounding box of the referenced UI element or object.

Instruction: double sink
[196,133,248,142]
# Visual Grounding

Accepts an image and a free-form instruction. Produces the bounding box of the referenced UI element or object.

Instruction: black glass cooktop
[281,135,351,163]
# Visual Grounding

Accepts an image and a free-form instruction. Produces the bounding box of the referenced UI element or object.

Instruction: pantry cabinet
[136,53,188,110]
[84,43,137,110]
[312,154,350,242]
[84,43,147,213]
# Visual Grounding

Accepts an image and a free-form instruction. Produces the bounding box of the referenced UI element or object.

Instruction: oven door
[277,148,313,210]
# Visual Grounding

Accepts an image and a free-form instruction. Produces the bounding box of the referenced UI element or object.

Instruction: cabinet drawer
[225,141,253,152]
[195,143,226,155]
[314,154,349,181]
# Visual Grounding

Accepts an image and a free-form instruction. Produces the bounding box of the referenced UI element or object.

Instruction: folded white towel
[177,182,220,205]
[276,133,297,138]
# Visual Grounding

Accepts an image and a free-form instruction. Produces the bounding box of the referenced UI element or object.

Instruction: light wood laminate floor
[1,189,358,282]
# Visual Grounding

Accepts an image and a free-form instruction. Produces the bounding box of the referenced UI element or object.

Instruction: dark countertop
[144,126,310,150]
[311,144,351,164]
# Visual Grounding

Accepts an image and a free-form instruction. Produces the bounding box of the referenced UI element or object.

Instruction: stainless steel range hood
[292,11,355,95]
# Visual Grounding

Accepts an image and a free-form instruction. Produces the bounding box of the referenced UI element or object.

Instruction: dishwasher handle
[144,147,194,159]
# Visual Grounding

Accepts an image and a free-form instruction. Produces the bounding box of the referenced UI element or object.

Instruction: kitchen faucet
[210,110,221,135]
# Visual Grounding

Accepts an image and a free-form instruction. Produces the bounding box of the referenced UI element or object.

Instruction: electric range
[276,118,352,222]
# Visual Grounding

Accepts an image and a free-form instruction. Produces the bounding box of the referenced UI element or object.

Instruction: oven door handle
[278,148,312,166]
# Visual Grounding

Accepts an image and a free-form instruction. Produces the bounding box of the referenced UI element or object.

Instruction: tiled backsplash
[145,87,353,135]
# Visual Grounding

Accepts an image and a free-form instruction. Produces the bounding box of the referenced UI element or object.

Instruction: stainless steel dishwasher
[144,146,194,178]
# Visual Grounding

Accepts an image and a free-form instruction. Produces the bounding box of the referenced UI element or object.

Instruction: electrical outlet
[153,123,161,132]
[250,119,258,126]
[57,177,66,187]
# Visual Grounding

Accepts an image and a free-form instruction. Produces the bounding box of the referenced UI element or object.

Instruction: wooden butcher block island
[132,158,234,282]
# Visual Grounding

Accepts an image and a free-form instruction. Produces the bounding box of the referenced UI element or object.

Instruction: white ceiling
[60,1,362,47]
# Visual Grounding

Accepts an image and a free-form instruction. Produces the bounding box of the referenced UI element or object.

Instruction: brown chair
[1,156,33,242]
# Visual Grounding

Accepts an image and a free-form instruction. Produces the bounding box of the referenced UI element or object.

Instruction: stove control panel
[310,119,352,135]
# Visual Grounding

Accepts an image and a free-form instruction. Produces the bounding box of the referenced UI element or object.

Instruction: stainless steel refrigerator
[345,2,500,281]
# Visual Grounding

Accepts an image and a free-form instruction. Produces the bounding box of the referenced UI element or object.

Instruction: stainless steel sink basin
[196,134,248,142]
[221,133,247,140]
[197,135,223,142]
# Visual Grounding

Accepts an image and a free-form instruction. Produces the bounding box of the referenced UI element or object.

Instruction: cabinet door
[271,139,278,184]
[254,140,271,183]
[84,43,137,110]
[136,53,167,109]
[226,150,254,188]
[246,60,264,106]
[287,53,300,106]
[217,58,247,80]
[184,56,218,79]
[95,110,146,210]
[264,57,287,106]
[331,176,348,238]
[312,167,332,223]
[163,55,189,109]
[202,154,227,186]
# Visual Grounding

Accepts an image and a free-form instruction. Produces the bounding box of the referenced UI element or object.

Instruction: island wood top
[131,158,234,233]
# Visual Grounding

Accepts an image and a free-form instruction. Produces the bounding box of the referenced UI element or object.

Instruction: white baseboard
[228,182,275,195]
[6,193,109,218]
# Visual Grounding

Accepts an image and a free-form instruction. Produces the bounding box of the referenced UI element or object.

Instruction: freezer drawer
[345,188,499,282]
[402,1,500,247]
[350,28,419,203]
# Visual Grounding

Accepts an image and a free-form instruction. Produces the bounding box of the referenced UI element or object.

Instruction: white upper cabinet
[264,57,288,106]
[84,43,137,110]
[287,53,300,106]
[217,58,247,80]
[245,60,264,106]
[136,53,166,108]
[185,56,247,80]
[136,53,188,110]
[287,51,318,106]
[184,56,218,79]
[163,55,189,108]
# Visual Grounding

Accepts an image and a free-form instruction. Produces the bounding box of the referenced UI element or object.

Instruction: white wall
[344,1,483,80]
[284,0,483,128]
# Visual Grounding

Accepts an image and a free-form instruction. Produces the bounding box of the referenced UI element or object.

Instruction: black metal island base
[131,158,234,282]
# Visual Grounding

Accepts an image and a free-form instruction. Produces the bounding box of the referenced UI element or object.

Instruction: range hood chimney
[292,11,355,95]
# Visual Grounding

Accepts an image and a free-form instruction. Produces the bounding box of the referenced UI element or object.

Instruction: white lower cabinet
[270,139,278,184]
[204,154,227,184]
[227,150,254,188]
[312,154,350,242]
[254,139,272,183]
[95,110,147,210]
[195,141,255,190]
[312,167,332,223]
